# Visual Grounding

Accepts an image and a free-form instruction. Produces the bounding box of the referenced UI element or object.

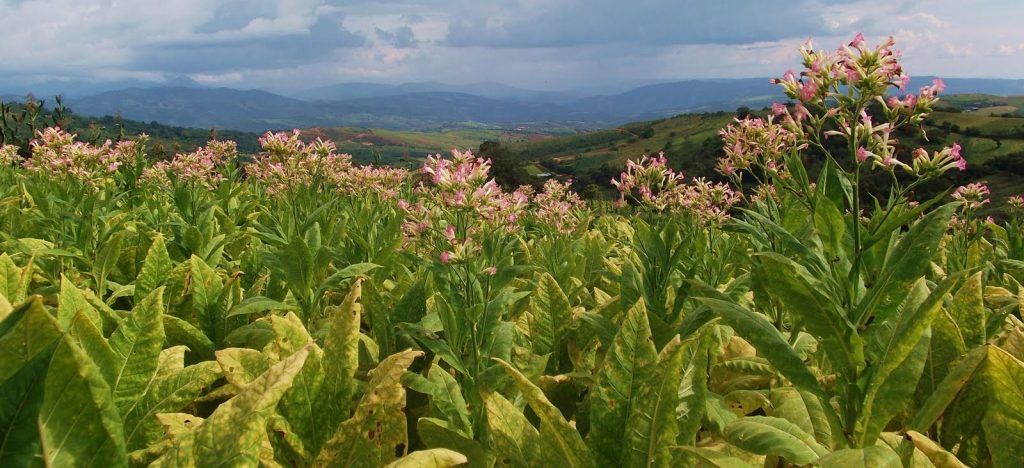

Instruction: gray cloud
[0,0,1022,93]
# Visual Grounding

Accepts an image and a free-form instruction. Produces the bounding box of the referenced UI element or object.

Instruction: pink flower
[440,251,451,264]
[857,147,869,163]
[932,78,945,94]
[772,102,787,115]
[484,266,497,276]
[850,32,866,48]
[898,74,911,91]
[799,80,818,101]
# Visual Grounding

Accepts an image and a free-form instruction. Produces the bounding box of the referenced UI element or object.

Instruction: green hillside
[498,107,1024,212]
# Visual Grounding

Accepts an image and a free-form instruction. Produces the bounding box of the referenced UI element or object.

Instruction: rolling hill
[37,78,1024,133]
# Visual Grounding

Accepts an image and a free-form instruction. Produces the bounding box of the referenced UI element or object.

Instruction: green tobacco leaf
[769,388,833,448]
[911,345,1024,467]
[215,348,271,392]
[0,297,62,383]
[270,314,327,461]
[39,337,128,467]
[135,235,173,305]
[417,418,487,468]
[67,310,118,386]
[110,288,166,414]
[903,430,969,468]
[483,391,540,468]
[314,279,362,449]
[530,272,572,360]
[695,298,833,422]
[384,448,468,468]
[0,253,31,304]
[189,256,225,345]
[122,361,221,451]
[495,359,596,468]
[0,342,53,464]
[425,364,473,437]
[675,447,757,468]
[948,272,985,349]
[225,295,295,317]
[153,344,311,467]
[315,262,382,298]
[589,298,657,467]
[813,197,846,257]
[314,350,423,468]
[723,416,828,466]
[162,315,215,362]
[860,331,931,446]
[854,203,956,328]
[860,274,961,445]
[58,276,102,330]
[626,335,688,468]
[753,252,861,374]
[812,446,901,467]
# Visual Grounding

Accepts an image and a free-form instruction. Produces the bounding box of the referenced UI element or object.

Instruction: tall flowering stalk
[401,149,528,263]
[733,34,968,311]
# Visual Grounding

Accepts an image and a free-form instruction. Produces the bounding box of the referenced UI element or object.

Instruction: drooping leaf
[225,296,296,318]
[416,417,486,468]
[812,446,901,467]
[122,361,221,451]
[722,416,828,466]
[384,448,468,468]
[314,350,422,468]
[675,447,757,468]
[903,430,969,468]
[495,359,596,468]
[153,344,311,467]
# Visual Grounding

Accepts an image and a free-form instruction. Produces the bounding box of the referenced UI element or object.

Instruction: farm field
[1,35,1024,468]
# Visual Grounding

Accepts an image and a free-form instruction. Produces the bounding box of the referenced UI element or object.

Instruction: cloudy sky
[1,0,1022,93]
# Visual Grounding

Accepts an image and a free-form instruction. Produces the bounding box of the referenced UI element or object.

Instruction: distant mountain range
[4,77,1023,132]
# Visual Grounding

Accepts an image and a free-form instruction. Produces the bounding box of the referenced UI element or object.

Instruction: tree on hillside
[476,141,532,189]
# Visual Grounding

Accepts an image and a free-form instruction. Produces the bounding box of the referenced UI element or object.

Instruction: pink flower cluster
[338,164,410,200]
[400,149,531,262]
[1008,195,1024,212]
[246,130,353,195]
[611,153,683,209]
[952,182,991,211]
[768,34,952,178]
[613,153,740,224]
[22,127,144,187]
[532,179,587,234]
[141,140,237,189]
[910,143,967,177]
[717,117,798,177]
